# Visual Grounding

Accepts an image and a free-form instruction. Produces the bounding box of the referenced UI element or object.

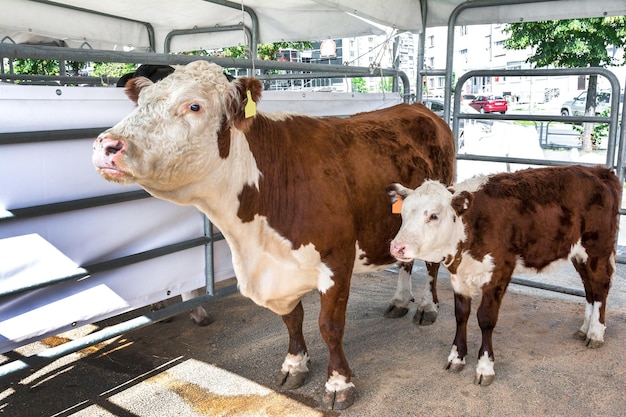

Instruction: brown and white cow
[92,60,455,409]
[388,165,620,385]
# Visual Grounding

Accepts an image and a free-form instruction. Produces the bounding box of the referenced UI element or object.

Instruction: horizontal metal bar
[511,277,585,297]
[0,268,89,299]
[0,43,403,77]
[83,236,212,274]
[458,113,611,124]
[0,236,215,299]
[0,128,111,145]
[0,74,114,85]
[455,154,605,168]
[256,72,397,81]
[0,190,151,223]
[0,284,238,379]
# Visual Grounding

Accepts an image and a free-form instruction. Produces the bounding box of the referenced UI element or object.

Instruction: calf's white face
[388,180,467,263]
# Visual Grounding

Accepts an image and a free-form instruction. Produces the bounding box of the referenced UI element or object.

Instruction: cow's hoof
[586,339,604,349]
[413,309,438,326]
[573,330,587,340]
[445,361,465,373]
[474,373,495,386]
[321,386,356,410]
[384,304,409,318]
[276,370,308,390]
[191,314,214,327]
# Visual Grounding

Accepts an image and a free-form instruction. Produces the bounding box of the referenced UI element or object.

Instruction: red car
[469,95,508,114]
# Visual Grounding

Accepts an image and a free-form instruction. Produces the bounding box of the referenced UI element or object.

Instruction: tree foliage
[11,59,59,75]
[503,17,626,151]
[92,62,137,78]
[503,17,626,68]
[352,77,367,93]
[222,41,313,60]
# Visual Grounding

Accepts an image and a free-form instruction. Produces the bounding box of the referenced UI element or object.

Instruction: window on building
[459,49,468,62]
[460,26,468,36]
[428,35,434,48]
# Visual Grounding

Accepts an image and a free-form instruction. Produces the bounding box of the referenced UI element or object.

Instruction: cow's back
[241,103,455,266]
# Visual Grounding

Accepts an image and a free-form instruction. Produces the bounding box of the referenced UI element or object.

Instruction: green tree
[92,62,137,79]
[222,41,313,60]
[12,59,59,75]
[503,17,626,151]
[352,77,367,93]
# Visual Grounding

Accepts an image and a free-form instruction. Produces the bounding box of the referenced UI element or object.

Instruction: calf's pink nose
[390,242,406,258]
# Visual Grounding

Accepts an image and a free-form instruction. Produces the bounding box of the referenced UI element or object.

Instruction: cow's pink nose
[390,242,406,258]
[95,135,126,156]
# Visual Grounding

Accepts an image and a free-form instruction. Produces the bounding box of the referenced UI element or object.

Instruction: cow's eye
[429,213,439,222]
[189,103,201,112]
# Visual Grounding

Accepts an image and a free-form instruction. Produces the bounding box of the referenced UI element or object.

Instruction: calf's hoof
[413,309,438,326]
[474,372,495,386]
[585,339,604,349]
[574,331,604,348]
[276,369,309,390]
[384,304,409,318]
[321,385,356,410]
[445,361,465,373]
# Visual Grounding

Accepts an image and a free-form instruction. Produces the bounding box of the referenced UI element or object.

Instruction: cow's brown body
[92,61,455,409]
[388,165,620,385]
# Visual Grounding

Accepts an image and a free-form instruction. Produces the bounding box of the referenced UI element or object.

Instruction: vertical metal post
[415,0,427,101]
[203,215,215,296]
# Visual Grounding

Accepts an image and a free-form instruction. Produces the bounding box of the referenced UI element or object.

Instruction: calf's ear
[451,190,473,216]
[386,183,412,204]
[124,76,154,104]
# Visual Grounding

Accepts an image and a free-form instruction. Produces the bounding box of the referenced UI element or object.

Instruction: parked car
[560,90,623,117]
[421,98,543,179]
[468,95,508,114]
[422,97,486,131]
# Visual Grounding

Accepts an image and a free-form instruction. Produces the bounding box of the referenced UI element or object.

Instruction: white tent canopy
[1,0,625,53]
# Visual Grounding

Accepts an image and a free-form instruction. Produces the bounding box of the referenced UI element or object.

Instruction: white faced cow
[92,60,455,409]
[388,165,620,386]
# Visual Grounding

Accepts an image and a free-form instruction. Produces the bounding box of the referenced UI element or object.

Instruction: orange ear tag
[244,89,257,118]
[392,195,403,214]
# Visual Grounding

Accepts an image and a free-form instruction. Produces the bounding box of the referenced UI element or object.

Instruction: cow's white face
[92,61,240,193]
[389,180,468,263]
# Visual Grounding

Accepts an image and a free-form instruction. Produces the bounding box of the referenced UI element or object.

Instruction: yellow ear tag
[392,195,403,214]
[244,89,257,118]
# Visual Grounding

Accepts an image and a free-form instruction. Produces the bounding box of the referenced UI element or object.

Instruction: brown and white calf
[388,165,620,385]
[92,60,455,409]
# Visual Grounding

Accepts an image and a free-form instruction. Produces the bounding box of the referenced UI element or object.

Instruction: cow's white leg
[384,262,413,318]
[474,351,496,386]
[413,261,440,325]
[181,290,214,326]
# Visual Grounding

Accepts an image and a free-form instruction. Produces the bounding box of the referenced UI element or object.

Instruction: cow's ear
[124,76,154,104]
[228,77,263,130]
[451,190,473,216]
[386,183,412,204]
